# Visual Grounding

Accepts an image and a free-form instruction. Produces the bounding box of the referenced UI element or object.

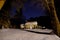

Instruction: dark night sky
[10,7,17,18]
[22,0,47,19]
[10,0,47,19]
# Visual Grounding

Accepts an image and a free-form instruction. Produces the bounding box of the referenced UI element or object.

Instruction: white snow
[25,29,53,33]
[0,29,60,40]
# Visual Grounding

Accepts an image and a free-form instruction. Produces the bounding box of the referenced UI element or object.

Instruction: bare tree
[44,0,60,36]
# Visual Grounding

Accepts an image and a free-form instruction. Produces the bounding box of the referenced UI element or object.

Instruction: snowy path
[0,29,60,40]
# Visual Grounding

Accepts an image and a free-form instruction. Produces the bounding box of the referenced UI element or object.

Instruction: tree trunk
[45,0,60,36]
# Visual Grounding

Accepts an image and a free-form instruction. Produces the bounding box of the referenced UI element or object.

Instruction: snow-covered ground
[0,29,60,40]
[24,29,53,33]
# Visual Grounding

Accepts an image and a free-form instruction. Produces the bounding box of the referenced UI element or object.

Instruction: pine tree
[0,0,11,28]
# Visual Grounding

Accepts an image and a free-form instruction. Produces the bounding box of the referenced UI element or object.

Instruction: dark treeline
[27,16,51,29]
[0,0,26,29]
